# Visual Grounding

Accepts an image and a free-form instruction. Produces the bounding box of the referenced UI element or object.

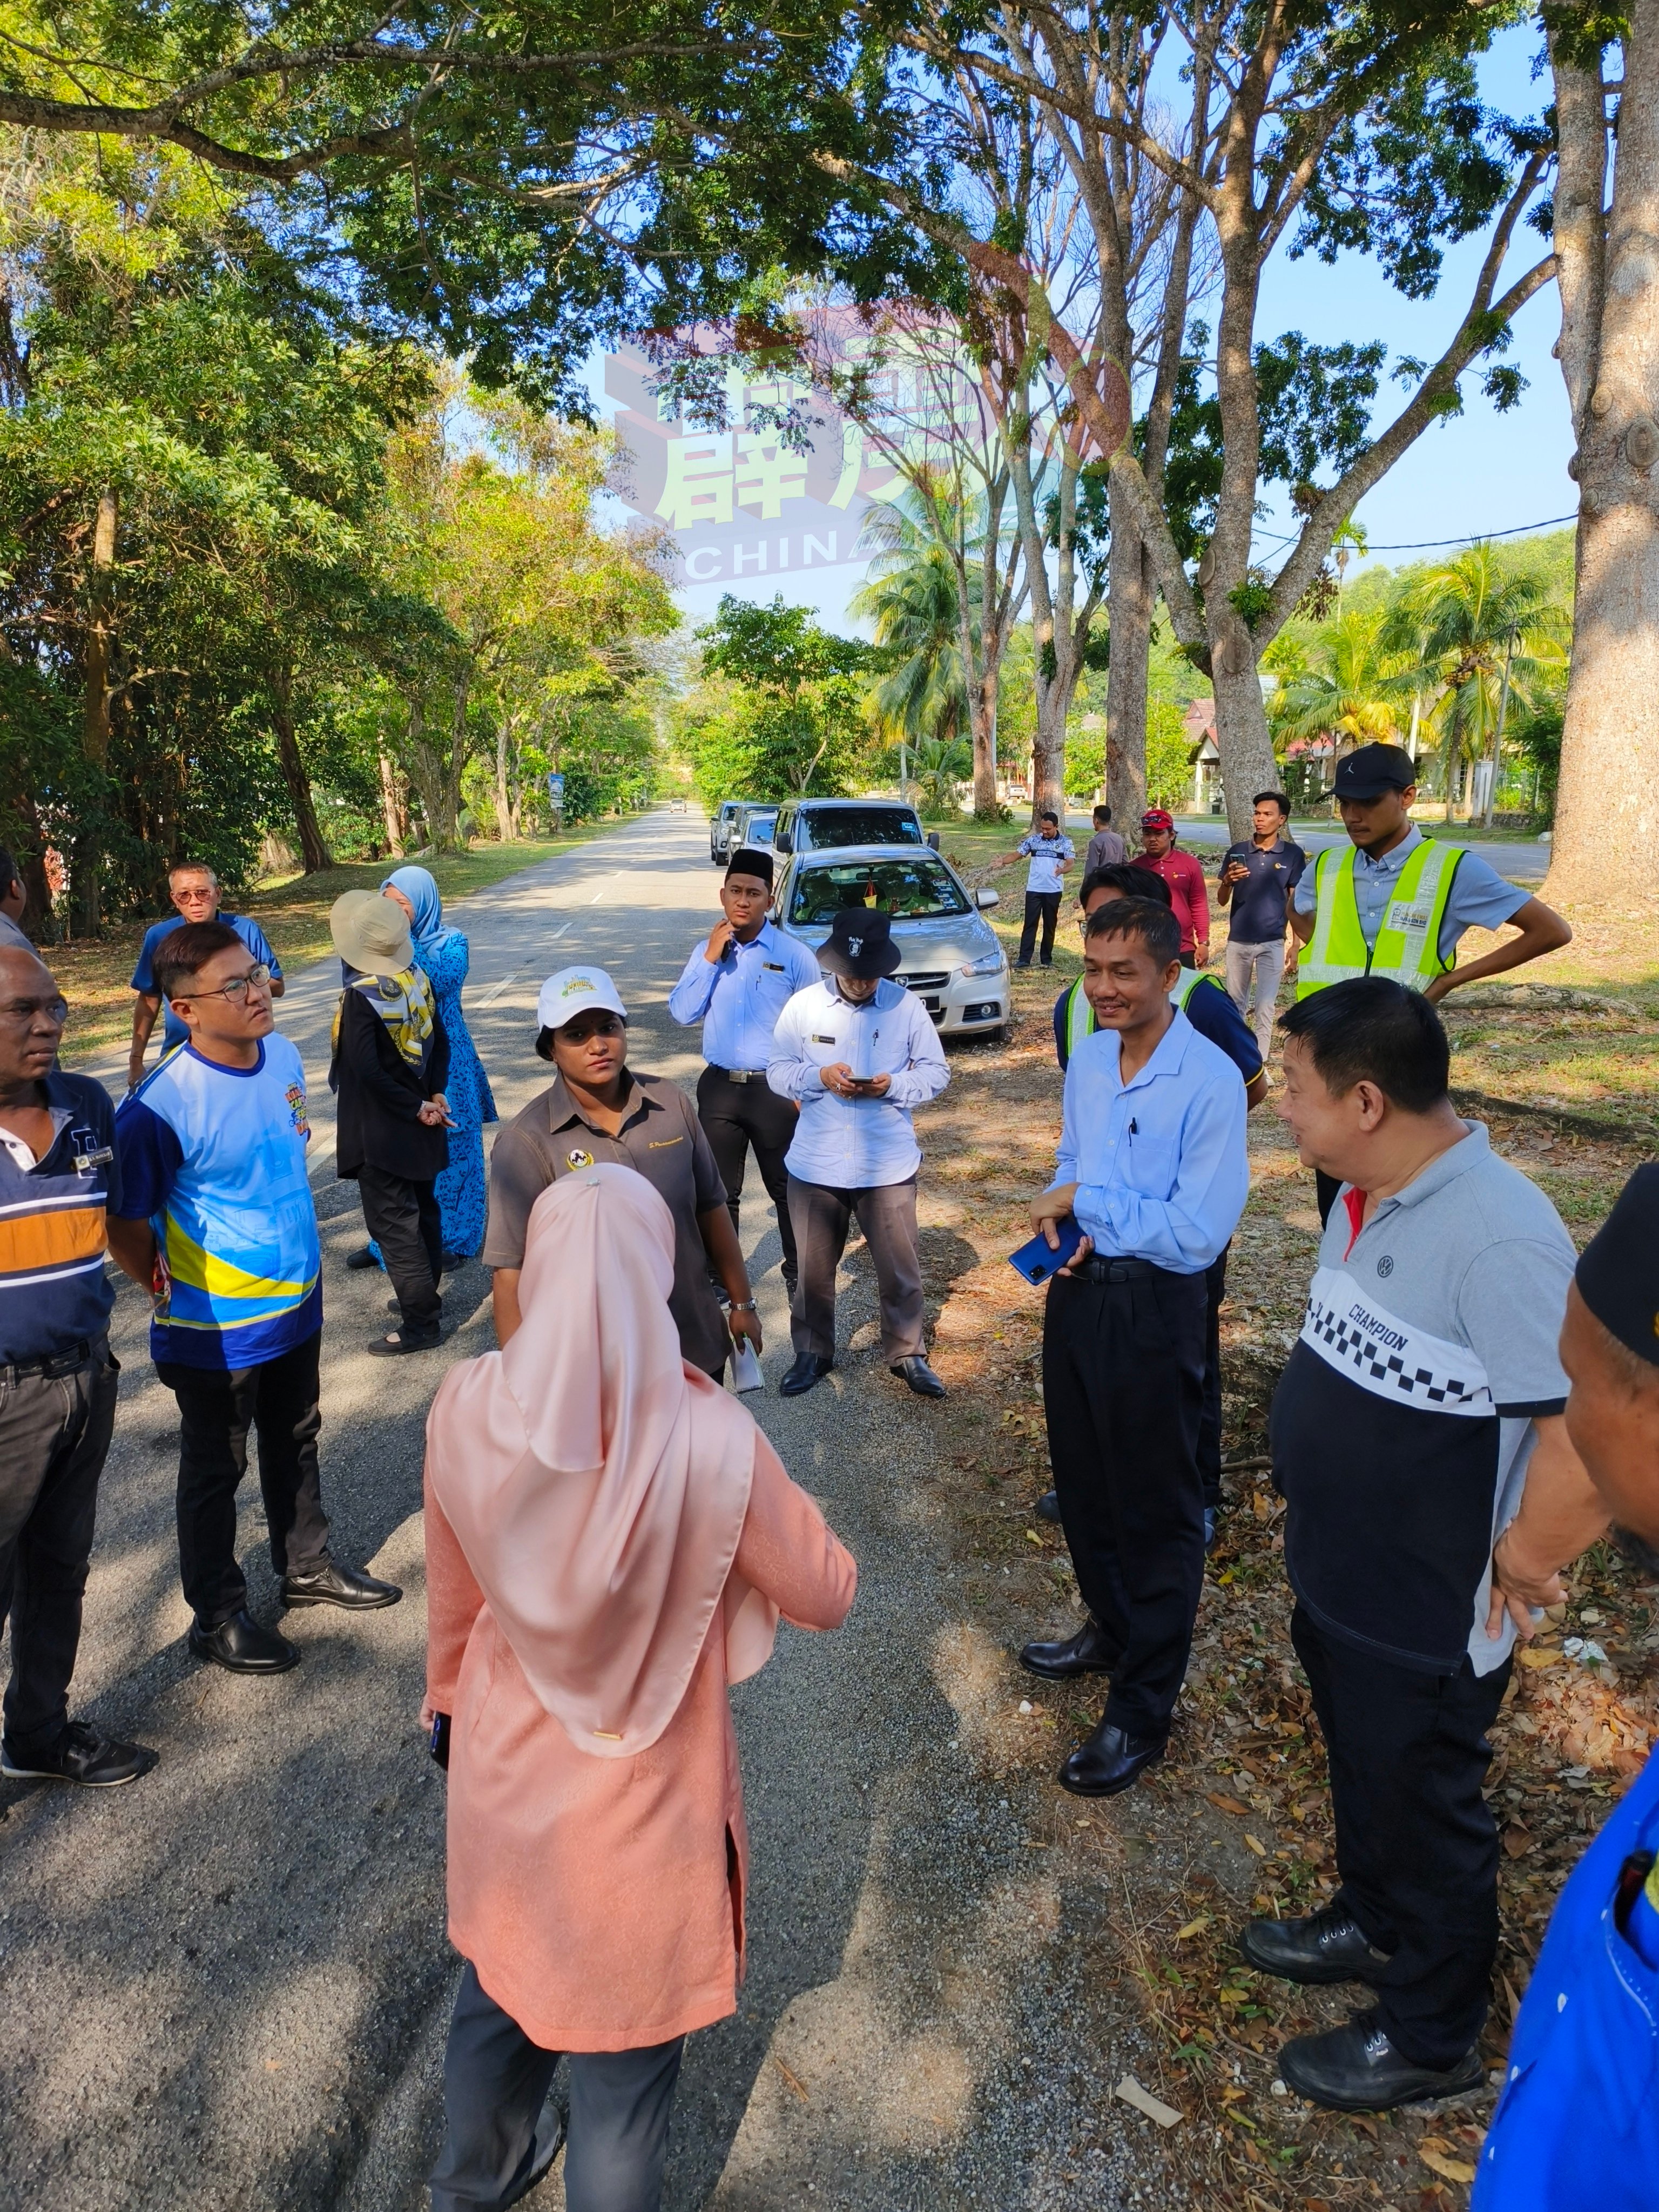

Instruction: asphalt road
[2,812,1184,2212]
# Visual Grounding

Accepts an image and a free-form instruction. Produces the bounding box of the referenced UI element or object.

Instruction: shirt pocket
[1121,1134,1178,1202]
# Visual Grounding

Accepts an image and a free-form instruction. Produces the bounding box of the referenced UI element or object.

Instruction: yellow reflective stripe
[1169,967,1205,1008]
[1296,840,1467,998]
[1065,980,1095,1055]
[1296,847,1368,997]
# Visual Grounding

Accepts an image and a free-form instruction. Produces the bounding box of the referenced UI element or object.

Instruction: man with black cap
[669,847,819,1300]
[766,908,949,1398]
[1251,976,1590,2112]
[1474,1165,1659,2210]
[1291,742,1570,1219]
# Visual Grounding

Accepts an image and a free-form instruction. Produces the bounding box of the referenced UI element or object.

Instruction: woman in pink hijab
[423,1164,857,2211]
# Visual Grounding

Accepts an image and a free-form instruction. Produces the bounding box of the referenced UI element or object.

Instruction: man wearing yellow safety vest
[1290,744,1570,1220]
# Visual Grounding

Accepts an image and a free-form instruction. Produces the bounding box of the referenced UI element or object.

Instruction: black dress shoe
[1057,1718,1166,1797]
[1,1719,154,1787]
[1019,1616,1121,1681]
[780,1352,834,1397]
[345,1245,380,1271]
[281,1562,403,1611]
[891,1354,947,1398]
[1238,1904,1392,1987]
[1035,1488,1062,1525]
[367,1326,441,1357]
[189,1609,300,1674]
[1278,2009,1484,2113]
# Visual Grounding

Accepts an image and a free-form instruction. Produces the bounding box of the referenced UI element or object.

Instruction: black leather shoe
[781,1353,834,1397]
[281,1562,403,1611]
[1239,1904,1392,1987]
[1057,1718,1166,1797]
[1278,2009,1484,2113]
[1019,1616,1121,1681]
[891,1354,947,1398]
[189,1609,300,1674]
[345,1245,380,1271]
[1,1719,154,1787]
[367,1326,441,1356]
[1035,1489,1062,1525]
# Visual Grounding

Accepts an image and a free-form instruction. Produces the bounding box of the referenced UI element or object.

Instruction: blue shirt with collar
[0,1069,121,1364]
[1291,825,1529,962]
[768,975,949,1189]
[1052,1008,1249,1273]
[1472,1740,1659,2212]
[668,918,821,1072]
[132,911,282,1051]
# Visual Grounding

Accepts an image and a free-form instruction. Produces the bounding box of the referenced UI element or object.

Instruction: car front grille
[896,971,950,992]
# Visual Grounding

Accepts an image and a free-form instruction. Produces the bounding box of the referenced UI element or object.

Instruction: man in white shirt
[767,908,950,1399]
[1013,811,1075,968]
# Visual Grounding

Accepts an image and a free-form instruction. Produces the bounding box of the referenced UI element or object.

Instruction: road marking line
[477,969,520,1006]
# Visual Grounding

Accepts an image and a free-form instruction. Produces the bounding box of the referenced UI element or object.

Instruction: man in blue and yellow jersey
[110,921,399,1677]
[1290,744,1570,1221]
[0,943,152,1790]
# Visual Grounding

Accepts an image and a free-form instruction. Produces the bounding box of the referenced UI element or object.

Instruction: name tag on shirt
[812,1034,837,1044]
[763,961,785,973]
[648,1135,684,1150]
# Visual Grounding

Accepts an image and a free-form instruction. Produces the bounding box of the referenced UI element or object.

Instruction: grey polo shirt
[483,1070,730,1377]
[1270,1122,1575,1675]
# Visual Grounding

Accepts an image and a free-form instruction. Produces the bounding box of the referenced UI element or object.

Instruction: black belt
[709,1065,768,1084]
[0,1336,101,1384]
[1075,1256,1158,1283]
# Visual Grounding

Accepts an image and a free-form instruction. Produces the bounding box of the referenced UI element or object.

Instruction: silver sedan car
[772,845,1009,1036]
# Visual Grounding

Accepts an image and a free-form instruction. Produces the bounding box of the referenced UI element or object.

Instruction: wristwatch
[730,1299,758,1313]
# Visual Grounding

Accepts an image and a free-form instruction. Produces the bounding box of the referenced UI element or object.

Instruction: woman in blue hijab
[350,866,497,1266]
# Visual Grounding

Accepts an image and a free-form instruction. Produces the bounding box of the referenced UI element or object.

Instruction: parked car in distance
[710,799,744,863]
[730,802,779,855]
[773,798,941,857]
[774,845,1007,1037]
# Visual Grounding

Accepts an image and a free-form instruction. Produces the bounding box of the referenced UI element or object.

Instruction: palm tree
[908,732,974,818]
[849,474,979,792]
[1383,543,1567,824]
[1270,606,1410,752]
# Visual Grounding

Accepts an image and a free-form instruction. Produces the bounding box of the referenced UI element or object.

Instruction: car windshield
[798,807,923,849]
[741,811,777,838]
[790,858,970,925]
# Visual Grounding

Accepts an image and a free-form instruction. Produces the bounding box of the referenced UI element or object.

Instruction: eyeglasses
[0,995,68,1025]
[189,963,272,1003]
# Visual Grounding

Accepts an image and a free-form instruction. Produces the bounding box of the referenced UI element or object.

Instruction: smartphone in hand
[1008,1218,1084,1284]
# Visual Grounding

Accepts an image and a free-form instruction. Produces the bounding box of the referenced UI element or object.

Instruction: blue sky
[591,22,1571,634]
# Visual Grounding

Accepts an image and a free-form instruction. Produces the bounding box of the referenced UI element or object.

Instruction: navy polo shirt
[1221,837,1306,942]
[0,1071,121,1363]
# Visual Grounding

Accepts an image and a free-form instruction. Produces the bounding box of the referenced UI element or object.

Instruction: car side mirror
[927,831,941,851]
[774,826,792,853]
[975,887,1000,909]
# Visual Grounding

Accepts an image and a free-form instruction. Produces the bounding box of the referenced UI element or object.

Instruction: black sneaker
[1,1719,154,1788]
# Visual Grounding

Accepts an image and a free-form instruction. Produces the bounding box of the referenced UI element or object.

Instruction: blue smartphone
[1008,1218,1083,1284]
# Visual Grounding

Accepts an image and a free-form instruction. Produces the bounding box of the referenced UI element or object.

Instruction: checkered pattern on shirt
[1300,1275,1493,1414]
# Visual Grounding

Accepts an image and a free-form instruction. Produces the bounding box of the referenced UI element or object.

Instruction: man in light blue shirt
[669,847,819,1298]
[1020,896,1249,1799]
[767,907,949,1400]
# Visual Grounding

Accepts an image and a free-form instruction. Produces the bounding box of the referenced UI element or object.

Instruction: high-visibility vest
[1064,965,1215,1057]
[1295,838,1466,999]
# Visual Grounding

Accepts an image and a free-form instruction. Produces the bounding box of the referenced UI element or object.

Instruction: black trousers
[430,1961,684,2212]
[0,1342,118,1756]
[1042,1263,1207,1738]
[1199,1244,1229,1511]
[1292,1604,1510,2068]
[358,1162,442,1332]
[158,1330,331,1628]
[696,1066,800,1283]
[1018,891,1062,965]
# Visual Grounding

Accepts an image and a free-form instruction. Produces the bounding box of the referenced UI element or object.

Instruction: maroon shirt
[1131,847,1211,953]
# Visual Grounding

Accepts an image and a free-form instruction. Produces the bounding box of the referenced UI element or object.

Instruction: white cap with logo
[536,966,629,1030]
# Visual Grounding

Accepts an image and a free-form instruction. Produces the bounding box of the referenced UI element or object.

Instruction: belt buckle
[729,1068,751,1084]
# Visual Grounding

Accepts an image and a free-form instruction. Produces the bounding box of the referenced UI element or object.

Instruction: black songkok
[1575,1163,1659,1366]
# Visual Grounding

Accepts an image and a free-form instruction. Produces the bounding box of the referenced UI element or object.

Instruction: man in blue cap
[1473,1164,1659,2210]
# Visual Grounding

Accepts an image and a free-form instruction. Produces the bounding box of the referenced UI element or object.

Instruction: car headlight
[960,950,1007,977]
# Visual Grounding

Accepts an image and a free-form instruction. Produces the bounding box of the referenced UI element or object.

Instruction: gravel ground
[3,811,1181,2212]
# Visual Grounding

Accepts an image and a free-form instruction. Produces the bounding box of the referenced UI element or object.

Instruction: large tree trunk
[1105,502,1152,830]
[269,665,332,873]
[494,720,517,841]
[1210,630,1278,839]
[74,486,118,935]
[377,747,410,855]
[1545,17,1659,909]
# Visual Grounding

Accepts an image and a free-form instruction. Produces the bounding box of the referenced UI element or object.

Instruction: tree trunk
[74,486,118,935]
[1105,501,1152,831]
[1210,631,1278,841]
[377,748,410,856]
[494,719,516,841]
[1545,12,1659,910]
[270,666,332,873]
[442,677,472,846]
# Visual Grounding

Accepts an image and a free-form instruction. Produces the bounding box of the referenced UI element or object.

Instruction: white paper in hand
[729,1338,765,1393]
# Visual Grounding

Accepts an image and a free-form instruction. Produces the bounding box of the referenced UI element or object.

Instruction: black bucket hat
[818,906,902,979]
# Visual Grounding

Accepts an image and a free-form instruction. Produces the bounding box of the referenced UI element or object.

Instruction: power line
[1334,512,1579,555]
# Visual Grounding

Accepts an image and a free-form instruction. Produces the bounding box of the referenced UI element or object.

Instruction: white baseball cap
[536,966,628,1030]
